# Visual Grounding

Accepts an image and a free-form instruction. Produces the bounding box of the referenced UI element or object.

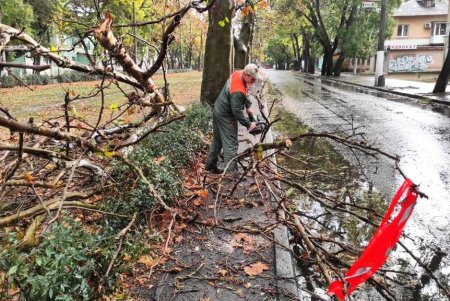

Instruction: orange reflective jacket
[229,70,247,96]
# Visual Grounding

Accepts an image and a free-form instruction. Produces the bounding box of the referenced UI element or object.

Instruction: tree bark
[201,0,233,106]
[291,35,298,71]
[234,11,254,69]
[333,51,345,76]
[433,31,450,93]
[308,56,315,74]
[321,47,334,76]
[294,34,301,71]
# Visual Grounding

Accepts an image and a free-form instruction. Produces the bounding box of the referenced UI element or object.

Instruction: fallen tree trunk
[0,190,98,226]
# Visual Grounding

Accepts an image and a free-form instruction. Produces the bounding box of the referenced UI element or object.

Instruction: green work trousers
[206,112,238,173]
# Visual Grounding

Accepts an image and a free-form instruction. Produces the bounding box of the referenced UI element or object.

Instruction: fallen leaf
[174,236,184,243]
[244,262,269,276]
[235,288,245,297]
[127,106,136,115]
[138,256,160,267]
[193,198,205,207]
[169,266,182,273]
[244,282,252,288]
[23,172,35,183]
[197,189,209,199]
[285,139,292,148]
[109,103,119,110]
[207,281,216,287]
[218,269,228,277]
[154,156,166,164]
[103,150,115,158]
[123,254,132,262]
[233,233,254,254]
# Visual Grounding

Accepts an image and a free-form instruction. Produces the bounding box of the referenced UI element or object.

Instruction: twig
[105,212,138,278]
[46,153,84,228]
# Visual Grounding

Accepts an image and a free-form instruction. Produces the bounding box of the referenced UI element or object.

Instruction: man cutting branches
[206,63,263,174]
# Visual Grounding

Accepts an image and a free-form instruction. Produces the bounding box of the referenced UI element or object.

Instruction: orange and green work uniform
[206,70,252,173]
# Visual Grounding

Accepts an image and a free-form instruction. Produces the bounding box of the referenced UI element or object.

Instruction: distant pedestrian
[206,63,262,174]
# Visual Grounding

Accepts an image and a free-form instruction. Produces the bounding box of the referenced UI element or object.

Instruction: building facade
[385,0,448,73]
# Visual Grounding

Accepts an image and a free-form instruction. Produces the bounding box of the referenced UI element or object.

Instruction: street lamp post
[375,0,387,87]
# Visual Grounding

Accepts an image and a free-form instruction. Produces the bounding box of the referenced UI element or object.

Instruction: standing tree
[201,0,233,106]
[234,2,255,69]
[433,30,450,93]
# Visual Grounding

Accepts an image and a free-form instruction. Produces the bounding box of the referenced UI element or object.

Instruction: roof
[393,0,448,17]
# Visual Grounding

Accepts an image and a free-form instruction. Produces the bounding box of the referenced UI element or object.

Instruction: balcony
[430,35,445,45]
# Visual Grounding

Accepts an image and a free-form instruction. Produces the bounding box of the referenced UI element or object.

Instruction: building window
[432,23,446,36]
[397,24,409,37]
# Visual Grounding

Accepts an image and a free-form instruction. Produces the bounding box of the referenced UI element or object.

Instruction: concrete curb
[308,74,450,106]
[249,90,299,300]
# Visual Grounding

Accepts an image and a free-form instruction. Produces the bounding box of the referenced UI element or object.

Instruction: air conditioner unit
[424,23,431,29]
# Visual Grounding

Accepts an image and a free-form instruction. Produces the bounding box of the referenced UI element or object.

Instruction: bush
[108,103,211,215]
[0,72,100,88]
[0,221,98,301]
[0,218,146,301]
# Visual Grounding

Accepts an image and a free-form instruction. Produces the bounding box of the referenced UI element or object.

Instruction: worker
[205,63,262,174]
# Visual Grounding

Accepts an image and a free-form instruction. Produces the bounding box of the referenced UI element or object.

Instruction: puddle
[268,87,449,300]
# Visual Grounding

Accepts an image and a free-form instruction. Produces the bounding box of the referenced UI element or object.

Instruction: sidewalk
[324,72,450,105]
[131,85,299,300]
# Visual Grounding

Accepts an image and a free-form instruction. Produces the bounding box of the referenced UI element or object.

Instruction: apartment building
[385,0,448,72]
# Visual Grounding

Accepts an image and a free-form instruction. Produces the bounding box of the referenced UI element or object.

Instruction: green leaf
[286,187,294,198]
[7,265,18,276]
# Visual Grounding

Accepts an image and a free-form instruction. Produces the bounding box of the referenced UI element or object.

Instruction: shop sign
[387,44,417,50]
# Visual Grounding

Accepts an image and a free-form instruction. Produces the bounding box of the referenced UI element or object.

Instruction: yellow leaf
[103,151,115,158]
[109,103,119,110]
[69,105,78,118]
[244,262,269,276]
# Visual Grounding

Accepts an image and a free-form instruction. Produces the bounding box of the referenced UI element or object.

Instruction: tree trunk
[234,11,254,69]
[294,34,301,71]
[201,0,233,106]
[321,47,334,76]
[333,52,345,76]
[433,32,450,93]
[291,35,298,71]
[302,31,310,73]
[308,57,315,74]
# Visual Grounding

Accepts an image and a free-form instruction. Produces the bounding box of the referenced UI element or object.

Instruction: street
[267,70,450,266]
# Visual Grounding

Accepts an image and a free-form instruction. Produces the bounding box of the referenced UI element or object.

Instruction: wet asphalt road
[267,70,450,256]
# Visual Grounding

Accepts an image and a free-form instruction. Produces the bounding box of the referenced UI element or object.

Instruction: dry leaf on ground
[232,233,254,254]
[197,189,209,199]
[138,256,166,267]
[193,198,205,206]
[23,172,35,182]
[218,269,228,277]
[154,156,166,164]
[244,262,269,276]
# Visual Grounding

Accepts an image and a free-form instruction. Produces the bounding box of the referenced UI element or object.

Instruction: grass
[0,71,202,120]
[0,71,203,137]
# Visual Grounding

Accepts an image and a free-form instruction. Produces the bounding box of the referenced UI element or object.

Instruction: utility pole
[132,1,138,63]
[375,0,387,87]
